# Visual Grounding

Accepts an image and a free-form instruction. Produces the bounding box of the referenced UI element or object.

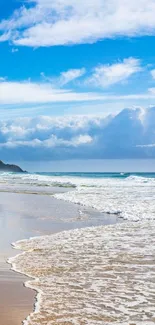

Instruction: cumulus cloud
[86,58,142,88]
[0,115,104,160]
[0,134,92,149]
[0,108,155,160]
[1,0,155,47]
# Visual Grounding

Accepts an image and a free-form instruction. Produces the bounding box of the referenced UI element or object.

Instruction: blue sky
[1,0,155,119]
[1,0,155,167]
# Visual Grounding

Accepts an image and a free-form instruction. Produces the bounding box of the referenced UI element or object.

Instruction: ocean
[1,171,155,221]
[3,171,155,324]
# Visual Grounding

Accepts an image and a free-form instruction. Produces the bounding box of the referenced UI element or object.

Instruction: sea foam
[54,175,155,221]
[1,171,155,222]
[6,172,155,324]
[8,220,155,325]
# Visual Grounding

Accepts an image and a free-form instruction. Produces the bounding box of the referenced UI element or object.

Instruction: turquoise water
[36,171,155,179]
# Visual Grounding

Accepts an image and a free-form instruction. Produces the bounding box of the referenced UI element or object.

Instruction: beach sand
[0,191,120,325]
[0,269,35,325]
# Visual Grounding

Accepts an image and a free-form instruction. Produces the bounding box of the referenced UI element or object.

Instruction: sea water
[1,171,155,221]
[5,171,155,324]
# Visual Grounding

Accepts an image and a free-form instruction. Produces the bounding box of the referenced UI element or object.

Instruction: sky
[1,0,155,168]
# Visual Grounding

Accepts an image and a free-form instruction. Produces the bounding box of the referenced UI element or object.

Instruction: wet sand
[0,191,120,325]
[0,268,35,325]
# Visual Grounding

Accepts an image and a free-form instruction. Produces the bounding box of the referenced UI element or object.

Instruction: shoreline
[8,220,155,324]
[0,266,35,325]
[0,190,121,325]
[7,256,40,325]
[8,256,43,325]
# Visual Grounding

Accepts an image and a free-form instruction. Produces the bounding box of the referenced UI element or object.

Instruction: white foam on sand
[8,220,155,325]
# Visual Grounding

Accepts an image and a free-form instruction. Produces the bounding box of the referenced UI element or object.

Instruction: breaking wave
[54,175,155,221]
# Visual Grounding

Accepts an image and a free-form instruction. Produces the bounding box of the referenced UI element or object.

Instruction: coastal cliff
[0,160,25,173]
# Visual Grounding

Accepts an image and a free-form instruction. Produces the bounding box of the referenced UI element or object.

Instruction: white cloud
[0,59,153,106]
[71,134,92,146]
[0,108,155,160]
[0,115,106,150]
[1,0,155,47]
[1,134,93,149]
[0,32,10,42]
[1,124,30,138]
[86,58,142,88]
[0,81,105,104]
[11,48,19,53]
[41,68,86,86]
[59,68,86,86]
[0,79,155,105]
[0,117,94,149]
[148,87,155,94]
[150,69,155,79]
[137,143,155,148]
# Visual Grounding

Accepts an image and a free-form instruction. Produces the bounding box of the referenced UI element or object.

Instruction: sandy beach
[0,190,120,325]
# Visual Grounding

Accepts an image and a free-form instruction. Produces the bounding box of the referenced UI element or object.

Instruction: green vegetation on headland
[0,160,26,173]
